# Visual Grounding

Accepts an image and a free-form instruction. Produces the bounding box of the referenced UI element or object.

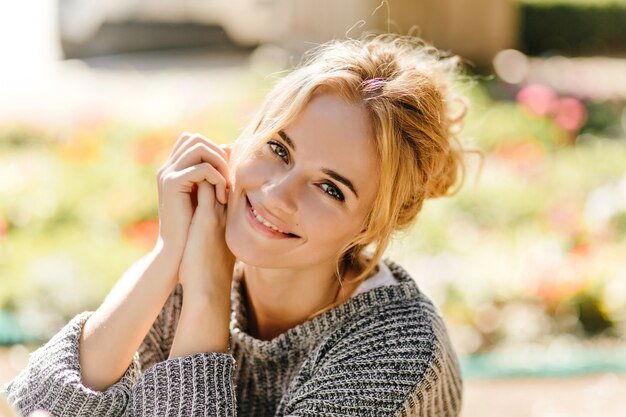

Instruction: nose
[261,171,299,215]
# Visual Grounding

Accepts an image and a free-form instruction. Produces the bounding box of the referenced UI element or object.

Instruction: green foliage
[0,125,55,150]
[572,291,614,336]
[519,0,626,6]
[580,101,625,137]
[518,0,626,56]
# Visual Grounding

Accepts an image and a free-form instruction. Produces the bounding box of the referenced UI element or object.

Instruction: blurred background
[1,0,625,415]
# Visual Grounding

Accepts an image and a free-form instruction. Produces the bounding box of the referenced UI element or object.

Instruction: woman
[3,33,469,416]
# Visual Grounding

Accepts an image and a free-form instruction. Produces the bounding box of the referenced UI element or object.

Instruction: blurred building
[282,0,518,68]
[58,0,517,67]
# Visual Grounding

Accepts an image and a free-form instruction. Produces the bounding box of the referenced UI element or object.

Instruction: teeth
[251,206,287,234]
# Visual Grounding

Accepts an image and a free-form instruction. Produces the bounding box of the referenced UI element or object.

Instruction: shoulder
[336,281,458,375]
[347,257,453,347]
[317,259,463,414]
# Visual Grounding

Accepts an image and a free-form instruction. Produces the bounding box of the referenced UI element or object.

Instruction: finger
[189,164,227,205]
[196,180,216,209]
[219,145,232,190]
[166,163,228,204]
[171,142,230,186]
[169,133,227,167]
[160,134,230,193]
[158,131,194,184]
[219,144,232,160]
[168,131,194,158]
[220,144,232,193]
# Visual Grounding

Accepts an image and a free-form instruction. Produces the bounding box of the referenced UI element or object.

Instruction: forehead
[294,92,370,136]
[286,92,380,196]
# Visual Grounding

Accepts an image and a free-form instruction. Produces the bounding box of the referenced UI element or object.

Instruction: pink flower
[516,84,559,117]
[554,97,587,131]
[0,214,7,240]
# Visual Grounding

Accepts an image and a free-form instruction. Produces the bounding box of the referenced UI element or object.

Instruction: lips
[245,195,299,238]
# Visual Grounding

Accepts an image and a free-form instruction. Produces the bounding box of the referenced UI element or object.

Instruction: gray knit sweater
[2,259,462,416]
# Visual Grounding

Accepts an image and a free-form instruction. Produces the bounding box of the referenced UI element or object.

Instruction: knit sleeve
[113,274,237,416]
[135,283,183,372]
[280,298,463,417]
[1,311,139,417]
[127,277,238,416]
[0,259,185,417]
[128,352,237,416]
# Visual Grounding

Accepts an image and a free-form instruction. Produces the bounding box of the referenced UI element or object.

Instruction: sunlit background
[1,1,626,415]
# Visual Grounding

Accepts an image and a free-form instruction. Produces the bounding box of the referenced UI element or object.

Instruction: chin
[225,219,278,268]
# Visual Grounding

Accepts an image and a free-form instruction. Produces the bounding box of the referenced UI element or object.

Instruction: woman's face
[225,91,380,269]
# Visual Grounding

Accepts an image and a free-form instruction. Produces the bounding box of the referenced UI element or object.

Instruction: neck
[240,259,353,341]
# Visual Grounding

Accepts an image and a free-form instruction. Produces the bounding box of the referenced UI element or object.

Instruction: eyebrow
[278,130,359,199]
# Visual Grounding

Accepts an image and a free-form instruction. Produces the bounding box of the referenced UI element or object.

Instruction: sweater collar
[229,258,421,358]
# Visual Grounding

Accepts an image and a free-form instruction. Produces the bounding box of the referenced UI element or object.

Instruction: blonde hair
[231,33,476,319]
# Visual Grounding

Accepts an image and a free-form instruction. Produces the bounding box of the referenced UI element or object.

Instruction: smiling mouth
[246,196,300,238]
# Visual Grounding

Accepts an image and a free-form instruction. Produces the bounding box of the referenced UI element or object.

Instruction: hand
[154,132,231,266]
[178,144,236,297]
[170,152,235,357]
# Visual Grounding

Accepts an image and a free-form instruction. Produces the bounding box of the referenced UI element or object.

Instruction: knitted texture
[2,259,463,416]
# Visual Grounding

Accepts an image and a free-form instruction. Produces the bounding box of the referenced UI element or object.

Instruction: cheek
[234,156,274,190]
[301,200,360,245]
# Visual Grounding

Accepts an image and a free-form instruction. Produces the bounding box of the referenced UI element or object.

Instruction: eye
[320,183,345,201]
[268,140,289,163]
